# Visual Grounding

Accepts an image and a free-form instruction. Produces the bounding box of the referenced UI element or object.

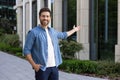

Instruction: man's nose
[44,16,48,19]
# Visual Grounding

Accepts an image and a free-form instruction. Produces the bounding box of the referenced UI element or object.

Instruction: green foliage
[59,59,120,78]
[0,34,22,56]
[15,52,25,58]
[0,42,11,51]
[10,47,22,53]
[0,34,20,47]
[59,40,83,59]
[0,28,5,36]
[96,61,120,76]
[59,59,97,74]
[0,18,13,34]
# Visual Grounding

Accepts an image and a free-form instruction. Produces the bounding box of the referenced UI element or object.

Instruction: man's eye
[42,16,45,17]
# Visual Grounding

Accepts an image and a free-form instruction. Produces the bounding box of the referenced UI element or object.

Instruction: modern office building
[14,0,120,63]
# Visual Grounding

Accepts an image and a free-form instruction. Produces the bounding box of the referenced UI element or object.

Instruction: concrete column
[76,0,90,60]
[16,8,23,44]
[16,0,23,46]
[53,0,62,32]
[25,2,30,34]
[23,0,26,48]
[37,0,44,24]
[48,0,51,10]
[115,0,120,63]
[48,0,51,27]
[29,0,32,30]
[16,0,22,4]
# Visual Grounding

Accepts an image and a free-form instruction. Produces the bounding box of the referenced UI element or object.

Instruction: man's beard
[40,20,49,26]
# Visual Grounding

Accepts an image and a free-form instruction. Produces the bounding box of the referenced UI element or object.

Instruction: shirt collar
[38,24,50,30]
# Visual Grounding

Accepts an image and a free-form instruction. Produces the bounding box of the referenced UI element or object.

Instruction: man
[23,7,80,80]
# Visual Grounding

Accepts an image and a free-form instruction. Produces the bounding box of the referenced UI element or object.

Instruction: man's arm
[67,25,80,37]
[26,54,41,72]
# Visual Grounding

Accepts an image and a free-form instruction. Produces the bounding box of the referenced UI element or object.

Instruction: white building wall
[76,0,90,60]
[115,0,120,63]
[53,0,62,32]
[15,0,23,46]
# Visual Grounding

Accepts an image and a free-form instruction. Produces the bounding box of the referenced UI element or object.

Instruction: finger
[73,25,75,29]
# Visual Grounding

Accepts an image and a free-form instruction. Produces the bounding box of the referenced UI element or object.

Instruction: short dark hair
[39,7,51,16]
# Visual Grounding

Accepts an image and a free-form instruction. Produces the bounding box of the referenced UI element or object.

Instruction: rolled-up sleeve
[23,31,35,55]
[55,30,67,39]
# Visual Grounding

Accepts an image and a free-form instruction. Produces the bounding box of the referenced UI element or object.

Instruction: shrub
[59,40,83,59]
[0,28,5,36]
[10,47,22,53]
[59,59,120,78]
[0,34,20,47]
[0,34,22,55]
[59,59,97,74]
[15,52,25,58]
[0,42,11,51]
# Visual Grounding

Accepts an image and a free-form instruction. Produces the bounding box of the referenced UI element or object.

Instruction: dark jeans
[35,66,59,80]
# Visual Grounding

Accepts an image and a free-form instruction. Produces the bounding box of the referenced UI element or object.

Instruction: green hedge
[0,34,22,57]
[0,34,20,47]
[59,59,120,78]
[0,42,11,51]
[59,59,97,74]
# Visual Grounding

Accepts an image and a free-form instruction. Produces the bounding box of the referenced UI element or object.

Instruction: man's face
[39,12,51,27]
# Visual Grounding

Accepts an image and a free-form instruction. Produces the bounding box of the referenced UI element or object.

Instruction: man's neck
[40,24,48,29]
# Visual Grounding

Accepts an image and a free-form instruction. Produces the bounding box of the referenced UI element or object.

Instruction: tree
[0,18,13,35]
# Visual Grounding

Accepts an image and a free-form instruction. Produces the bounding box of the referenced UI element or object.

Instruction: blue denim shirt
[23,25,67,71]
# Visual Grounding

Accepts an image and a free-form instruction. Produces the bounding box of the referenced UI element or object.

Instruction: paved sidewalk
[0,51,108,80]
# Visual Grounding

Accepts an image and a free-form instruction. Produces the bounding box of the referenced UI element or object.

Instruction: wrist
[32,63,36,68]
[73,28,76,32]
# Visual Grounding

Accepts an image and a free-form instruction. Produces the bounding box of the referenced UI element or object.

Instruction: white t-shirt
[45,28,56,67]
